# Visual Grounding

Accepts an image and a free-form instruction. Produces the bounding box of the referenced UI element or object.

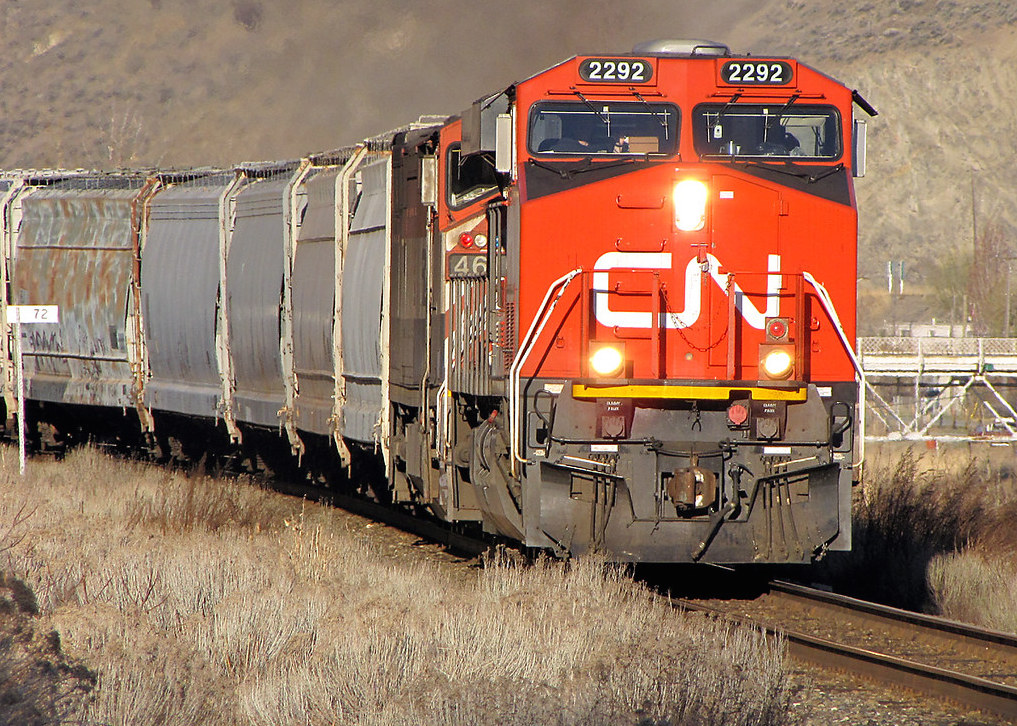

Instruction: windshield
[528,101,679,157]
[693,103,841,160]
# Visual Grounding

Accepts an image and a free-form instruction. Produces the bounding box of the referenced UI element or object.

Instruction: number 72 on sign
[5,304,59,475]
[6,305,59,324]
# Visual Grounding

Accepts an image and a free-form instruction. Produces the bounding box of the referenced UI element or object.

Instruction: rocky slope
[0,0,754,168]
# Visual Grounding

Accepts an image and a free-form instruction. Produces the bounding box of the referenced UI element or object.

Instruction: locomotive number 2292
[579,58,653,84]
[720,60,793,86]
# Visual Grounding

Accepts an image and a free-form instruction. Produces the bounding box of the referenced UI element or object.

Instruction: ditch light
[589,342,626,378]
[759,344,794,380]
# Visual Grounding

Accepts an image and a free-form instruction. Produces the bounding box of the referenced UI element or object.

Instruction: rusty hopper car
[0,40,874,563]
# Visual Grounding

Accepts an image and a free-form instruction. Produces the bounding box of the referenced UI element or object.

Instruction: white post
[14,319,24,475]
[6,305,59,476]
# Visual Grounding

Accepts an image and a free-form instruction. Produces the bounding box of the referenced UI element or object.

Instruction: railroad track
[679,579,1017,721]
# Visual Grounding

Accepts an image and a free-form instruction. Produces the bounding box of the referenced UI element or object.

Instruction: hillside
[726,0,1017,319]
[0,1,755,168]
[2,0,1015,325]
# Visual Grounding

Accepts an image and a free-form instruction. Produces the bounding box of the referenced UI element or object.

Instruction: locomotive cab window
[447,144,500,209]
[693,103,841,160]
[528,101,679,157]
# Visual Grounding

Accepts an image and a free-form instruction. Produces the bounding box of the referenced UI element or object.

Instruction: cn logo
[592,252,781,330]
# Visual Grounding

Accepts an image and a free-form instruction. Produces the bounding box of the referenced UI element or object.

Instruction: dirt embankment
[0,572,95,725]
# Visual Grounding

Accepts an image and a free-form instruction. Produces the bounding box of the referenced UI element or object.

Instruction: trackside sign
[6,305,59,324]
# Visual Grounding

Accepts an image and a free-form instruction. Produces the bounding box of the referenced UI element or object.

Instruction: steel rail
[768,579,1017,657]
[778,627,1017,721]
[677,583,1017,721]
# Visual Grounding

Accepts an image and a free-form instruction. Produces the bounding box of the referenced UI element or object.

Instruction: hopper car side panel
[142,181,232,418]
[340,157,391,446]
[226,177,292,428]
[13,185,144,409]
[291,166,342,436]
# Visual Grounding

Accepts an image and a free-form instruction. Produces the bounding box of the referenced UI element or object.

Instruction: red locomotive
[431,39,871,562]
[3,39,872,563]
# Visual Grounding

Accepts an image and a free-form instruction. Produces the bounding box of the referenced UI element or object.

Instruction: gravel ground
[787,663,1004,725]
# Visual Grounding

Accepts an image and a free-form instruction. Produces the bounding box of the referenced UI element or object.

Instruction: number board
[719,60,794,86]
[578,57,654,84]
[7,305,59,323]
[448,253,488,278]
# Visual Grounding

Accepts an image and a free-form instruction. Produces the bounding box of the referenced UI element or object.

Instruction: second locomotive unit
[2,39,872,563]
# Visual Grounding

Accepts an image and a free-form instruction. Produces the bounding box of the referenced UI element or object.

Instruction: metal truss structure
[857,337,1017,442]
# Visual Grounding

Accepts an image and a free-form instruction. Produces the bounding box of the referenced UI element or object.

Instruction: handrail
[509,269,583,476]
[802,271,865,471]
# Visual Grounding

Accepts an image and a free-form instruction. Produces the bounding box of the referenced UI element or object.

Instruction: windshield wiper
[764,93,801,134]
[570,158,636,175]
[738,160,811,180]
[716,92,743,123]
[805,163,844,183]
[631,90,669,133]
[736,160,845,184]
[571,88,610,128]
[776,93,800,120]
[527,157,635,179]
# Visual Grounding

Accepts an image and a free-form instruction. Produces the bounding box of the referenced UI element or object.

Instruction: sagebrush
[819,444,1017,621]
[0,446,796,725]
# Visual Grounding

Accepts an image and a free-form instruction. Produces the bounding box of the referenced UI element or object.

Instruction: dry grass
[927,550,1017,632]
[0,445,796,725]
[818,444,1017,623]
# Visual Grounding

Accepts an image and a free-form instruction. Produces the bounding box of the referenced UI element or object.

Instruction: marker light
[766,318,789,341]
[589,343,626,377]
[761,347,794,379]
[474,233,488,249]
[459,232,474,248]
[673,179,708,232]
[727,402,750,427]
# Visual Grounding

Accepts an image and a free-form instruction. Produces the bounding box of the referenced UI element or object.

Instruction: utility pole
[971,169,978,252]
[1006,257,1016,338]
[1006,260,1012,337]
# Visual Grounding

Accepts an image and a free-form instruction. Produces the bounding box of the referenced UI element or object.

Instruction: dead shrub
[928,550,1017,632]
[0,445,796,725]
[818,448,1017,612]
[125,472,290,535]
[232,0,263,31]
[55,605,239,726]
[240,555,792,726]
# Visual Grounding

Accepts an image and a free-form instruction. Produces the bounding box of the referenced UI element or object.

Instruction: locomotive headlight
[673,179,708,232]
[759,345,795,380]
[589,342,626,377]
